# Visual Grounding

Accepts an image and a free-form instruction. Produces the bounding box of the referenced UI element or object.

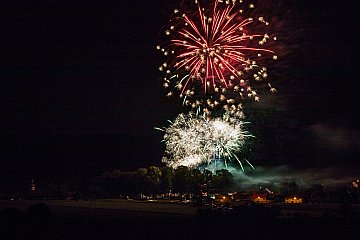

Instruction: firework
[158,0,278,113]
[156,111,254,171]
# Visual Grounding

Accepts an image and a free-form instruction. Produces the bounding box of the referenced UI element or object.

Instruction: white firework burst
[157,111,254,171]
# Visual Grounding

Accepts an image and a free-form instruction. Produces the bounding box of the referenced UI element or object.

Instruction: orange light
[294,197,297,200]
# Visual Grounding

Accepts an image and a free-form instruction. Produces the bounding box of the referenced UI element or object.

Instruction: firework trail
[156,111,254,171]
[158,0,278,114]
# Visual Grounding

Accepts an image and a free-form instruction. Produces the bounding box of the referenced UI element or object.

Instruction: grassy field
[1,199,196,217]
[47,199,196,214]
[1,200,359,240]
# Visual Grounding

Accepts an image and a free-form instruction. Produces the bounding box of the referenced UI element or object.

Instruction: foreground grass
[0,199,197,215]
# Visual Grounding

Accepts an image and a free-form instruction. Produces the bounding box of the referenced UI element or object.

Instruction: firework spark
[157,111,254,171]
[158,0,278,113]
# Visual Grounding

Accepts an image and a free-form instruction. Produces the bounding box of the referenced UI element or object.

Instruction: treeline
[0,166,234,200]
[2,166,358,203]
[90,166,233,199]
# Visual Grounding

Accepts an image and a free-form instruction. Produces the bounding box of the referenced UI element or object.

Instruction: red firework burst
[158,0,278,113]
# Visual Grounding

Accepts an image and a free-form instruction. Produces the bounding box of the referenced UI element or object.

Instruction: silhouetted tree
[309,184,325,203]
[280,181,299,196]
[135,168,148,194]
[160,166,174,193]
[202,169,213,191]
[213,169,233,191]
[202,169,213,181]
[146,166,162,194]
[188,169,202,193]
[173,166,191,194]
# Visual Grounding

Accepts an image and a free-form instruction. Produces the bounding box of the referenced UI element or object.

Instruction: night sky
[1,0,359,183]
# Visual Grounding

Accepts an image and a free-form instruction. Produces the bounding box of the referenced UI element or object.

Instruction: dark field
[1,200,359,240]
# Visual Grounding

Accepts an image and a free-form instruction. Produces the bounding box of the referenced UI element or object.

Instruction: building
[251,193,269,203]
[285,196,303,204]
[30,179,36,192]
[213,193,232,204]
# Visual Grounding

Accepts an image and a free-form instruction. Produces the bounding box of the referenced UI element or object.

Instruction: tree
[213,169,233,191]
[280,181,299,196]
[189,169,202,193]
[146,166,162,194]
[173,166,191,194]
[309,184,324,202]
[160,167,174,193]
[135,168,148,194]
[202,169,213,192]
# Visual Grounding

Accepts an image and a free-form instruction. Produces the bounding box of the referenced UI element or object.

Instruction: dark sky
[1,0,359,182]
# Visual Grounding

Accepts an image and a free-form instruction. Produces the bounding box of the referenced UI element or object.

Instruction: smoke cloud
[225,165,357,190]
